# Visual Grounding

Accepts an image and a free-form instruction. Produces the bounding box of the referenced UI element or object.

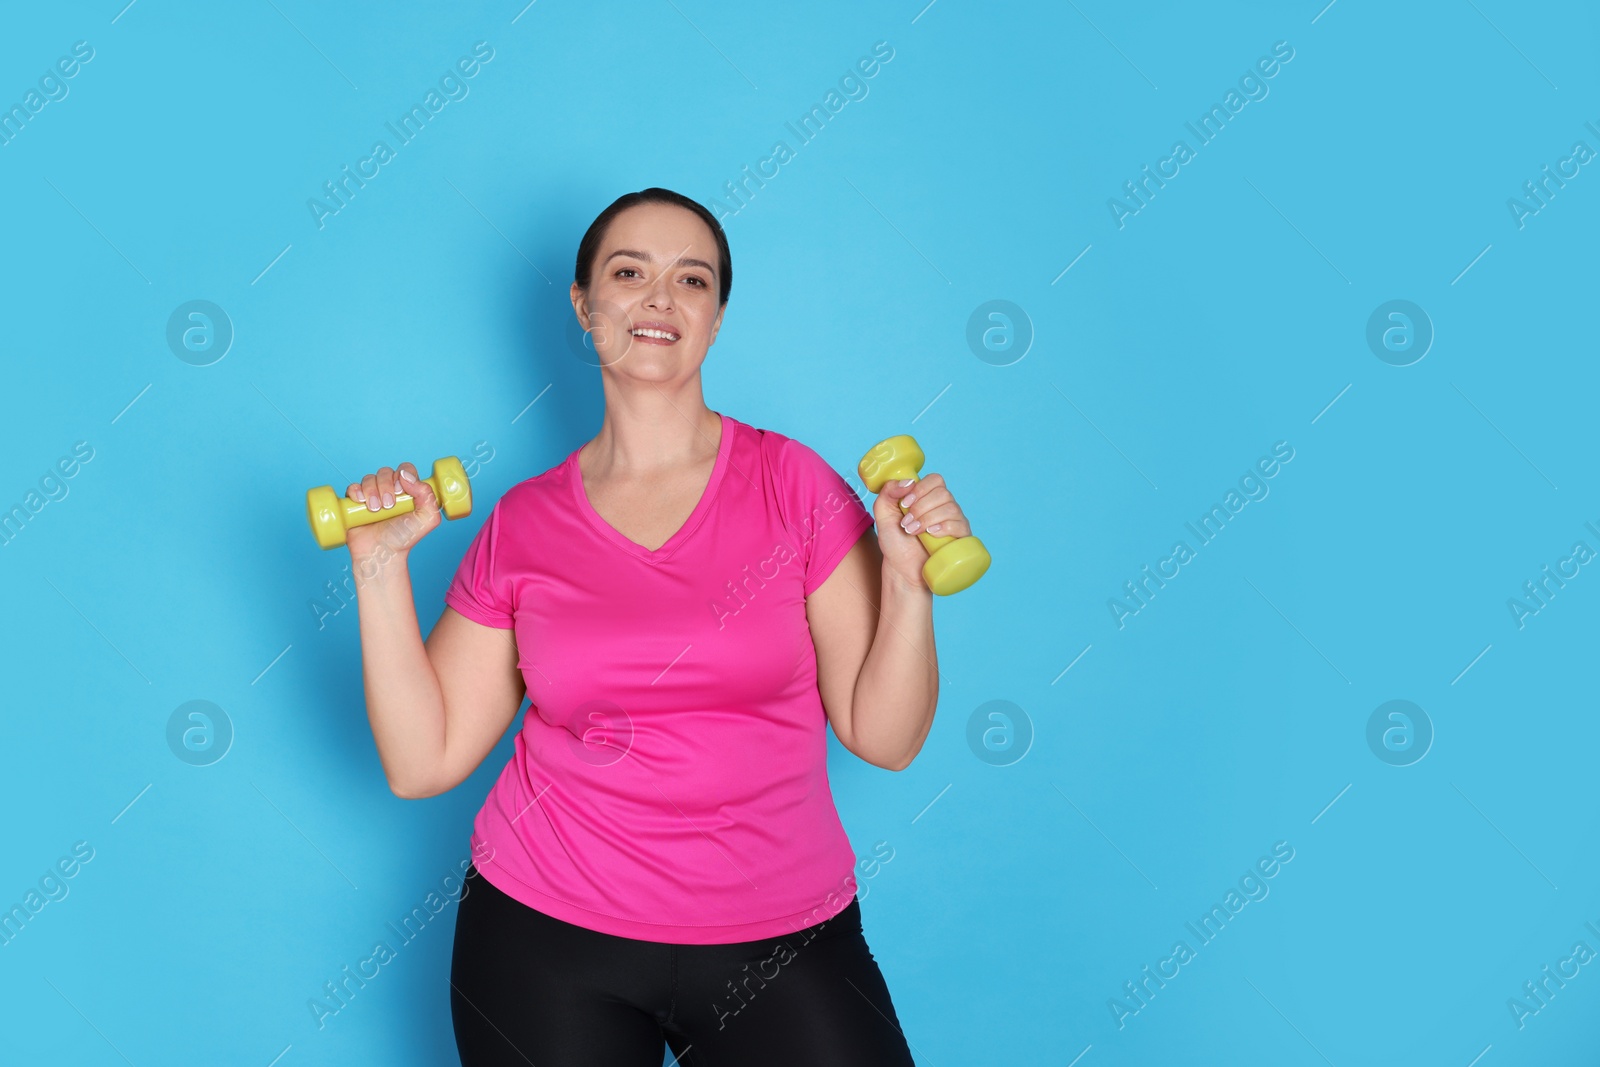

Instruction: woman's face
[570,202,725,374]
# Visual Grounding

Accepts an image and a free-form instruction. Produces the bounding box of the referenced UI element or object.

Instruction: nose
[644,272,674,313]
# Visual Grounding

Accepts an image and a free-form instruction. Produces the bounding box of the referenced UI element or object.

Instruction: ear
[707,304,727,347]
[570,282,589,329]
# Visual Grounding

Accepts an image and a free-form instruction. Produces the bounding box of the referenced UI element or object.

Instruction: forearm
[849,566,938,770]
[352,550,447,796]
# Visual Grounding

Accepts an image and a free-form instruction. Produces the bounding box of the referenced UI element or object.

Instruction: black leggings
[449,865,916,1066]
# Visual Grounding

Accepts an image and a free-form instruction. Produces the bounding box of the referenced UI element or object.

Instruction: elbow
[848,737,913,772]
[388,775,442,800]
[887,733,931,771]
[873,744,919,772]
[848,731,923,772]
[385,748,455,799]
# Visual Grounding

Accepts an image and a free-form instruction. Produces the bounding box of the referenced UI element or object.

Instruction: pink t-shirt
[442,412,878,944]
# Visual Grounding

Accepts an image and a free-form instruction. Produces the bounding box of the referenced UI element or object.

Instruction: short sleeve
[777,436,877,597]
[444,499,515,628]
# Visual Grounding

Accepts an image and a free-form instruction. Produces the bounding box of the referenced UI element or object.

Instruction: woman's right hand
[344,461,442,563]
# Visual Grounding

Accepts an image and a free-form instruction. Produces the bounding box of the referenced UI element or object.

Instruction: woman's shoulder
[718,412,789,473]
[478,447,577,515]
[729,417,863,518]
[729,414,820,467]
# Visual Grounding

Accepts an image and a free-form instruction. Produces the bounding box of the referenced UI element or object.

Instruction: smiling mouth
[630,326,680,344]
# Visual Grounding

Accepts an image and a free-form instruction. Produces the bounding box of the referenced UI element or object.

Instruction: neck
[584,382,721,477]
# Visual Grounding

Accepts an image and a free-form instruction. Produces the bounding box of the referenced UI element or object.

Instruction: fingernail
[899,478,914,487]
[354,488,366,502]
[901,493,917,508]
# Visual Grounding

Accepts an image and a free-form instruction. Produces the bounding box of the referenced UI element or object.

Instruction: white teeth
[632,328,678,340]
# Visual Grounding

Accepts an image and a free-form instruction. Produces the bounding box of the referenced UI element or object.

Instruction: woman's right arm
[347,463,526,799]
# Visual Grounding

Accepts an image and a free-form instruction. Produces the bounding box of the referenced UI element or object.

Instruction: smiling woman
[342,186,946,1065]
[568,190,733,373]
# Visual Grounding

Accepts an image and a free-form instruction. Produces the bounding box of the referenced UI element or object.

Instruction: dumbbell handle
[305,457,471,550]
[881,466,961,556]
[345,481,432,529]
[859,434,989,595]
[861,443,962,550]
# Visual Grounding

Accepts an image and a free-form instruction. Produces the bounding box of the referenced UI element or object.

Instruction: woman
[345,188,970,1065]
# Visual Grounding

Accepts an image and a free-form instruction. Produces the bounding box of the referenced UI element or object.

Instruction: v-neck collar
[567,412,734,563]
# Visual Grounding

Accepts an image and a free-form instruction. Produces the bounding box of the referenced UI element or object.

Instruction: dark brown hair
[573,188,732,307]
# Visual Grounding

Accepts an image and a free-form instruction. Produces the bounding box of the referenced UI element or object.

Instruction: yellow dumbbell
[305,457,473,550]
[858,435,990,595]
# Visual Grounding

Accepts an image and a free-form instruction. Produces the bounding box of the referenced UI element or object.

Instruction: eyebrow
[603,248,717,276]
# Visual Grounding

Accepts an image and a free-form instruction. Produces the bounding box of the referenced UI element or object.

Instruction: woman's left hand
[873,473,970,593]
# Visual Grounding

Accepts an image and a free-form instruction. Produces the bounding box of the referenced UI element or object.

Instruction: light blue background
[2,1,1597,1063]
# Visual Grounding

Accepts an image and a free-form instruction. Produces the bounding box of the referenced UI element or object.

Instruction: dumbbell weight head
[305,456,472,550]
[858,434,991,596]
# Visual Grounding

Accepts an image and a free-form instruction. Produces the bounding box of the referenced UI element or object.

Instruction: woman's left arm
[806,473,967,771]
